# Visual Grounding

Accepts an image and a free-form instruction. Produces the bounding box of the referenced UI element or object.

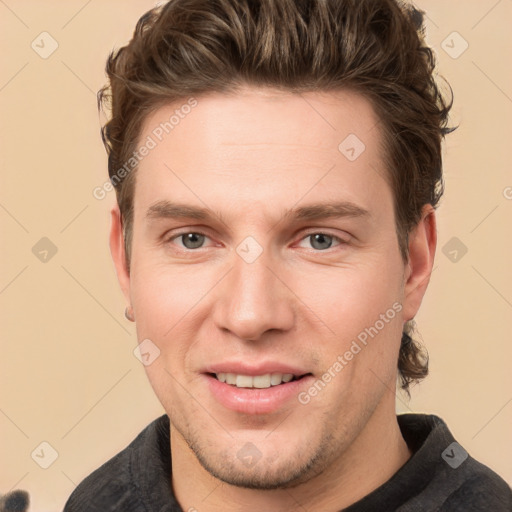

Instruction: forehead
[140,86,382,151]
[133,87,391,223]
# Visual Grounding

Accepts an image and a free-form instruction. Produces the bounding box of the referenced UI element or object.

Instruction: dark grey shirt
[63,413,512,511]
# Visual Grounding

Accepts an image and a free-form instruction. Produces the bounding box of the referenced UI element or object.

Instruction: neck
[170,395,411,512]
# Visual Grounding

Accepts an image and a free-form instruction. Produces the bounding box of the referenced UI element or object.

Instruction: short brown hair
[98,0,454,394]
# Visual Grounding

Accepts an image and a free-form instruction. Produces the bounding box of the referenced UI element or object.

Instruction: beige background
[1,1,511,510]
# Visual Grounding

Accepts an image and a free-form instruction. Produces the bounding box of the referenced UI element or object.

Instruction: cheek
[130,258,209,335]
[294,255,405,390]
[294,257,404,330]
[129,234,405,356]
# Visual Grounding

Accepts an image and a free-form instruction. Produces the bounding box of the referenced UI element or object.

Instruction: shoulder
[63,415,170,512]
[397,413,511,511]
[439,459,512,511]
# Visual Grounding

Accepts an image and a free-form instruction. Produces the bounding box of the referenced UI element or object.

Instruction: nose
[212,248,295,342]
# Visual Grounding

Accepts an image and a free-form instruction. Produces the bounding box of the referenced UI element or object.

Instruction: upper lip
[203,361,311,377]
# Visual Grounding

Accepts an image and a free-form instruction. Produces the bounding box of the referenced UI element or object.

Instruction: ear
[402,204,437,322]
[109,204,131,305]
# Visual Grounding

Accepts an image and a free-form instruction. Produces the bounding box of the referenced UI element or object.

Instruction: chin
[195,448,326,490]
[177,419,337,491]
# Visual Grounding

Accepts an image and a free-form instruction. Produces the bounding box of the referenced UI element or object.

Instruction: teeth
[236,375,253,388]
[252,375,271,388]
[215,372,296,388]
[270,374,283,386]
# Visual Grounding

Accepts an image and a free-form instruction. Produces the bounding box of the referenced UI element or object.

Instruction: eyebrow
[145,200,370,225]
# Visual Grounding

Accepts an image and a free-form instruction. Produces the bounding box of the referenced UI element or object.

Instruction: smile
[204,372,314,415]
[212,372,306,388]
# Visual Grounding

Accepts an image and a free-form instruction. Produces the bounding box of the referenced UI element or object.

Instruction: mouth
[203,370,314,414]
[208,372,311,389]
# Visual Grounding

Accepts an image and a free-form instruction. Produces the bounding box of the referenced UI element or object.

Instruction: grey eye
[309,233,334,250]
[180,233,206,249]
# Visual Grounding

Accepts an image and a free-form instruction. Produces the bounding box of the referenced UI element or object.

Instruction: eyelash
[164,230,349,252]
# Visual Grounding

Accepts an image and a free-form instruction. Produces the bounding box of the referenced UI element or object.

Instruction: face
[111,86,432,489]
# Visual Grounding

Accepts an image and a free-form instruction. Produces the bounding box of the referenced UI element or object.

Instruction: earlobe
[402,205,437,322]
[109,205,131,305]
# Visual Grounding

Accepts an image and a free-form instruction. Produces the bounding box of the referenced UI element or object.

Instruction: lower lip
[204,374,314,415]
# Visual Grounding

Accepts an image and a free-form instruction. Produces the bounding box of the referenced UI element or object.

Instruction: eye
[165,231,348,252]
[169,232,210,250]
[297,232,346,251]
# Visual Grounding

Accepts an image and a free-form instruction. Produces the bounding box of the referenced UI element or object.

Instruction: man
[65,0,512,510]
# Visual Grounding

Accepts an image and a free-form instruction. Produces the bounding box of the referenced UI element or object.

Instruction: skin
[110,86,436,512]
